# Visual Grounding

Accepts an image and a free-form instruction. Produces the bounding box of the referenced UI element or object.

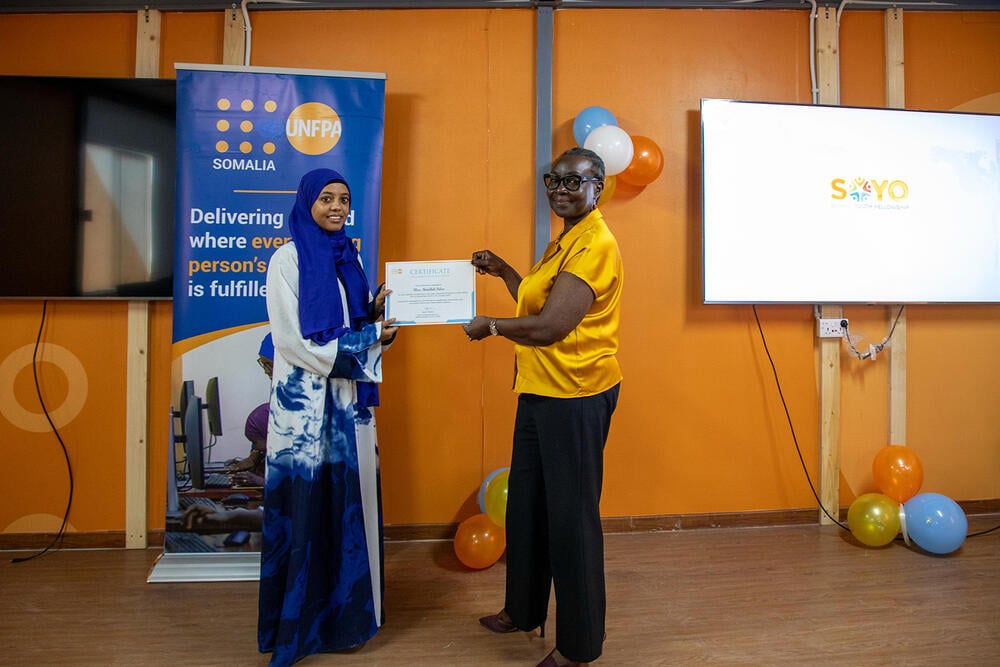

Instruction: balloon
[573,105,617,146]
[453,513,506,569]
[617,135,664,187]
[477,467,508,514]
[598,175,616,206]
[847,493,900,547]
[484,469,509,527]
[584,125,634,176]
[872,445,924,503]
[902,492,967,555]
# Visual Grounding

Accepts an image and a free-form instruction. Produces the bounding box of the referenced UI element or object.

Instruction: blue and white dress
[258,241,386,667]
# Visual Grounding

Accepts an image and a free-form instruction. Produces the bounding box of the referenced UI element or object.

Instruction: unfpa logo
[208,96,344,166]
[286,102,343,155]
[213,97,280,156]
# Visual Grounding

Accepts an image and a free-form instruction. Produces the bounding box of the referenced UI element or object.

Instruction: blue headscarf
[258,332,274,360]
[289,168,378,407]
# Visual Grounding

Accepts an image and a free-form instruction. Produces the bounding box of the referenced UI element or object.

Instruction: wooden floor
[1,518,998,666]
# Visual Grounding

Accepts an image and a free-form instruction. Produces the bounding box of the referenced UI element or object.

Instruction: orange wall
[837,10,1000,501]
[0,8,997,537]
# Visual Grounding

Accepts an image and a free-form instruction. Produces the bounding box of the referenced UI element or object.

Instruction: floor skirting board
[2,499,997,551]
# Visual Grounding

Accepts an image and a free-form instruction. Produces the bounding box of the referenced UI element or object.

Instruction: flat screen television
[0,75,176,299]
[701,98,1000,304]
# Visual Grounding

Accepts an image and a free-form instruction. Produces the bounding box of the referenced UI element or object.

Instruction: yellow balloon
[484,469,509,527]
[847,493,900,547]
[598,175,616,206]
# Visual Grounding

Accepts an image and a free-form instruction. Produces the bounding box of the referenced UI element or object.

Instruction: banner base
[147,551,260,583]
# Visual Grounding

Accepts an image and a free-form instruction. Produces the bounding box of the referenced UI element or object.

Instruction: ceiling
[1,0,999,13]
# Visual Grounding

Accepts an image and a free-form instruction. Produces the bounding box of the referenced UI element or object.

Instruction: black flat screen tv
[0,75,176,299]
[701,98,1000,304]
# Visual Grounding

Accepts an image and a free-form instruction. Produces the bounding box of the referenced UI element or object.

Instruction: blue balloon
[478,467,509,514]
[902,492,968,555]
[573,106,617,146]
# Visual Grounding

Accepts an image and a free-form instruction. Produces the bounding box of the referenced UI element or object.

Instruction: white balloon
[583,125,634,176]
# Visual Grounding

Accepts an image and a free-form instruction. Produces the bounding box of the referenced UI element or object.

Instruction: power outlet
[818,318,847,338]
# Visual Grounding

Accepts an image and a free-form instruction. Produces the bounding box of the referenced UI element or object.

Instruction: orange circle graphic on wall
[0,344,88,432]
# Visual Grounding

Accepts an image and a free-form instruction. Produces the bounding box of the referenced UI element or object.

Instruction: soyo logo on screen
[830,177,910,209]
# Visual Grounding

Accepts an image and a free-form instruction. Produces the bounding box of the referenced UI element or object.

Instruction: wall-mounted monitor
[701,98,1000,304]
[0,75,176,299]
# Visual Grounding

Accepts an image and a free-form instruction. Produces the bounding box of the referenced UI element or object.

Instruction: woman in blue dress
[259,168,397,666]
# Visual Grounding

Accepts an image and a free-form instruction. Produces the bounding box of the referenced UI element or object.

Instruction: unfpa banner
[174,64,385,341]
[160,64,385,566]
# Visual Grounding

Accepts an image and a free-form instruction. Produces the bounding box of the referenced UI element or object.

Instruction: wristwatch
[489,319,499,336]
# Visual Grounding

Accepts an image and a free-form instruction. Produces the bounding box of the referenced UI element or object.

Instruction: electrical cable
[11,302,75,564]
[205,433,217,464]
[842,305,905,360]
[968,523,1000,538]
[177,453,192,492]
[241,0,253,67]
[752,305,849,531]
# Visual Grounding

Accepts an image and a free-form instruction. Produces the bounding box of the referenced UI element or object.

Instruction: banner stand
[158,64,386,579]
[148,552,260,583]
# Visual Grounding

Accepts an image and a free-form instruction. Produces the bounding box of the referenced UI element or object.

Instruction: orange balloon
[617,135,663,187]
[453,513,506,569]
[598,175,616,205]
[872,445,924,503]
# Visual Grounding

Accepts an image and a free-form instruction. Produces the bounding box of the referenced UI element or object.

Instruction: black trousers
[504,383,620,663]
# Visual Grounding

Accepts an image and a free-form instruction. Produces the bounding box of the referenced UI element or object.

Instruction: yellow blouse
[513,208,623,398]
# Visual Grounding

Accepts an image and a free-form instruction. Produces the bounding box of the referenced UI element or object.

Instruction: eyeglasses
[543,173,602,192]
[257,357,273,373]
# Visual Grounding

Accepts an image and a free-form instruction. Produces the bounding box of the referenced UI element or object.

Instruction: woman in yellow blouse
[464,147,624,667]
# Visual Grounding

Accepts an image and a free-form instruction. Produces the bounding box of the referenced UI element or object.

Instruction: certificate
[384,260,476,326]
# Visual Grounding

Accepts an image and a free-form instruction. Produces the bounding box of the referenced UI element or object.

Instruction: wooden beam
[125,302,150,549]
[815,6,839,107]
[135,7,161,78]
[223,4,247,67]
[885,8,907,446]
[818,306,841,524]
[888,310,907,445]
[815,8,840,524]
[884,8,905,110]
[124,7,160,549]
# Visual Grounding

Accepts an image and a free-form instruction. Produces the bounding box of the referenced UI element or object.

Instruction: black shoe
[478,610,546,637]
